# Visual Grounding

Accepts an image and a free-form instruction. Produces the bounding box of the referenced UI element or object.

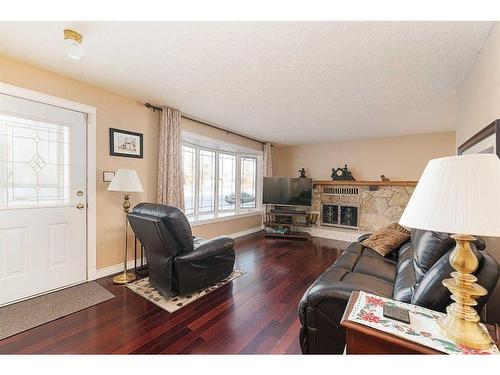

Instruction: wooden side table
[340,291,499,355]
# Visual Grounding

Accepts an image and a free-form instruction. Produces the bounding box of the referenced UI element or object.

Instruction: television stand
[270,208,306,215]
[264,205,312,241]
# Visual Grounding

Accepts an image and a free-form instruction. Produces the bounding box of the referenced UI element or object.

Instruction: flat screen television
[262,177,313,207]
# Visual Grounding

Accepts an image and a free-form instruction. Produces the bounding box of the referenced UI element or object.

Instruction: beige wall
[192,215,262,239]
[456,22,500,265]
[456,22,499,323]
[457,23,500,147]
[0,55,262,270]
[273,132,456,181]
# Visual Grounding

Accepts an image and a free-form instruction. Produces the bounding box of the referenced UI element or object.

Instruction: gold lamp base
[113,271,136,285]
[112,193,136,286]
[438,234,493,350]
[437,307,492,349]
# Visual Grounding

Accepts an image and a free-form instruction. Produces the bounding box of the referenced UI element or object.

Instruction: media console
[264,205,312,240]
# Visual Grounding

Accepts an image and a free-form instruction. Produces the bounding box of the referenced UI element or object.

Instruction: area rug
[126,270,245,313]
[0,281,115,340]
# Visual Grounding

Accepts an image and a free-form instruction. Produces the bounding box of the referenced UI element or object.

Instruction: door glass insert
[0,114,70,208]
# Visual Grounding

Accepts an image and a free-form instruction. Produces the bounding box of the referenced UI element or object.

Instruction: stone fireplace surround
[301,180,417,242]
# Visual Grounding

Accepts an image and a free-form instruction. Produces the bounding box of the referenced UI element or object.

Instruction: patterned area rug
[126,270,244,313]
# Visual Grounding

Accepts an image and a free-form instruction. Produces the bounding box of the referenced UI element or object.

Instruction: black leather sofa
[127,203,236,298]
[298,229,499,354]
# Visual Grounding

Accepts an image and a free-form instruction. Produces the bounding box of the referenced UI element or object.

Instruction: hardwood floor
[0,233,345,354]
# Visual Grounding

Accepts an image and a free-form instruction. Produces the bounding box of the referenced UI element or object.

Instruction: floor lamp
[107,169,144,285]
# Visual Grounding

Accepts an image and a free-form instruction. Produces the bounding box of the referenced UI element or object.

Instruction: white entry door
[0,93,87,306]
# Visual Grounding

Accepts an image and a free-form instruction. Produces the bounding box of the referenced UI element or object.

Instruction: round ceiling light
[63,29,83,60]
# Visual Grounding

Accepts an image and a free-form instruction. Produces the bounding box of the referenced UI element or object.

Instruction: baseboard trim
[227,225,264,239]
[87,267,97,281]
[93,258,147,280]
[91,225,263,280]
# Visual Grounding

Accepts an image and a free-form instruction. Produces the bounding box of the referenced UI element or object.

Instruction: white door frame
[0,81,97,281]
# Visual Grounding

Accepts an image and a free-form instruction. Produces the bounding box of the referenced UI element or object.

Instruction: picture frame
[109,128,143,158]
[458,119,499,157]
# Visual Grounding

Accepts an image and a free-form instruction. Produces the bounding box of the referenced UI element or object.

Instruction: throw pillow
[361,223,411,257]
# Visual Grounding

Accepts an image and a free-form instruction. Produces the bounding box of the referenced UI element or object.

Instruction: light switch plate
[103,171,115,182]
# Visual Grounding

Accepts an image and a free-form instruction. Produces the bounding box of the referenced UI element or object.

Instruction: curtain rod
[145,103,266,145]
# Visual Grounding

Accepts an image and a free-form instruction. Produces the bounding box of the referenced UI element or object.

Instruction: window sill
[188,210,262,227]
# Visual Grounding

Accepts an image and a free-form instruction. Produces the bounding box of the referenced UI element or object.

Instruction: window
[240,156,257,209]
[182,145,196,215]
[218,153,236,211]
[181,137,262,223]
[199,149,216,213]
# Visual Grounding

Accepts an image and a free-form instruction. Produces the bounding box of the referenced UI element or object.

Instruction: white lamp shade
[399,154,500,237]
[107,169,144,193]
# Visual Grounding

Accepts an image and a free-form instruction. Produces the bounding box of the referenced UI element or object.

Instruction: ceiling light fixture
[63,29,83,60]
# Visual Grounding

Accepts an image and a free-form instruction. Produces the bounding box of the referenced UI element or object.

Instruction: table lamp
[399,153,500,349]
[107,169,144,285]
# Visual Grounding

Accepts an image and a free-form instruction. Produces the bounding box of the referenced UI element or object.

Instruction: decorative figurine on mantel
[299,168,307,178]
[306,212,319,225]
[331,164,356,181]
[381,175,390,181]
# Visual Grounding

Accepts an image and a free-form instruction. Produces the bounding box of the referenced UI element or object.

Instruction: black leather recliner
[298,229,499,354]
[127,203,236,298]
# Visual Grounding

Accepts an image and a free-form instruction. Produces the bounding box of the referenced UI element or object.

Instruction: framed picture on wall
[458,119,499,157]
[109,128,143,158]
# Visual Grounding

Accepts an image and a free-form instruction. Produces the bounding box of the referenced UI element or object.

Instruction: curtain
[262,142,272,224]
[157,106,184,209]
[263,142,272,178]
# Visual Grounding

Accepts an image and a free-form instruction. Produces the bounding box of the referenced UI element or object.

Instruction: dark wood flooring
[0,233,345,354]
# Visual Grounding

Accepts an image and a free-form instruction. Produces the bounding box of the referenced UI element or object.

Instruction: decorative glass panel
[240,156,257,209]
[198,149,215,213]
[182,145,196,215]
[0,114,70,208]
[218,153,236,211]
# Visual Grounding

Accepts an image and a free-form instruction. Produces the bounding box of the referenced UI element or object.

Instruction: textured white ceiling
[0,21,493,144]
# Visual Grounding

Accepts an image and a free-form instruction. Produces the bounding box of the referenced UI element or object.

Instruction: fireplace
[321,203,359,229]
[310,180,416,236]
[320,185,360,230]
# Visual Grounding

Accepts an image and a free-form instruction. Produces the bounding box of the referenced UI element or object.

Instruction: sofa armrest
[474,236,486,251]
[298,271,356,354]
[357,233,371,242]
[176,236,235,261]
[298,269,355,326]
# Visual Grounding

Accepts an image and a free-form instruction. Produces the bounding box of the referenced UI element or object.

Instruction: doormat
[0,282,115,340]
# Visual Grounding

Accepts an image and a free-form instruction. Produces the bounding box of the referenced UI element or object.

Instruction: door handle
[76,203,85,209]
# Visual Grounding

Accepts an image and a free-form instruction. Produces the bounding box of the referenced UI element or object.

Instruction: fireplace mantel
[313,180,417,187]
